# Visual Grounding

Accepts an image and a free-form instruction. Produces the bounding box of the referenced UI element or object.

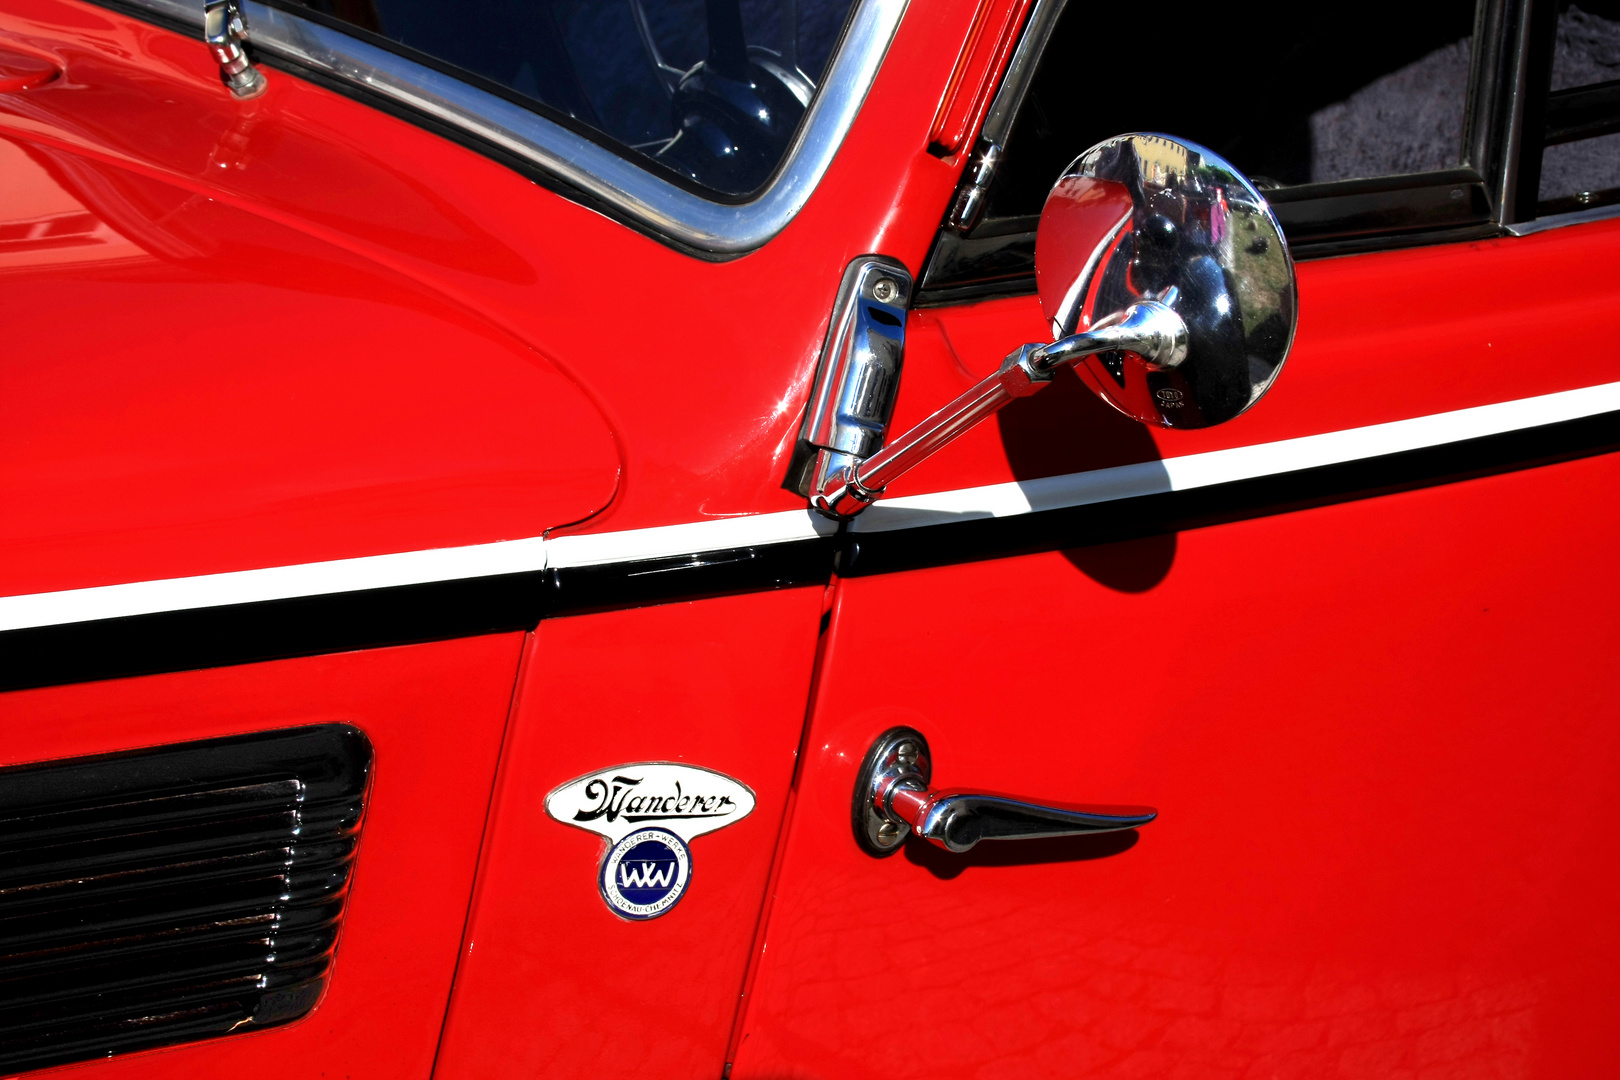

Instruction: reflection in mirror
[1037,134,1297,428]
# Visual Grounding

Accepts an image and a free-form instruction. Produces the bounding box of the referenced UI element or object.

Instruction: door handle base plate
[852,726,931,857]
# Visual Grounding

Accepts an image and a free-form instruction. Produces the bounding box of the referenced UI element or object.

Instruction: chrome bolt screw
[876,821,901,846]
[871,277,899,304]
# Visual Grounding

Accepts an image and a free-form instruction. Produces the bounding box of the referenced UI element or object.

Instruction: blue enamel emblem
[598,828,691,920]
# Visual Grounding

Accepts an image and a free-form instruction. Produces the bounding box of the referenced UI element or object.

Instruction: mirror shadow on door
[995,366,1178,592]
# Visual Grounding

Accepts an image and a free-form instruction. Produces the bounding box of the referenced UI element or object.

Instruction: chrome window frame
[1505,201,1620,235]
[918,0,1620,306]
[107,0,908,254]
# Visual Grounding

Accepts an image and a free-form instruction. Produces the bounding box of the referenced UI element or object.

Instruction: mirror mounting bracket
[787,255,913,504]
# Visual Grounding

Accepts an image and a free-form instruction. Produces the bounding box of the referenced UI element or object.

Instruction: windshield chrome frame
[103,0,908,254]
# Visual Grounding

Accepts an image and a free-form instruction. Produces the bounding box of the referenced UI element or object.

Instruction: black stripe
[4,411,1616,693]
[543,538,833,618]
[0,573,548,695]
[0,540,834,694]
[834,409,1620,577]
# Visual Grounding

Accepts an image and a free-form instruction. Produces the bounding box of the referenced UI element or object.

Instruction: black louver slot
[0,724,372,1074]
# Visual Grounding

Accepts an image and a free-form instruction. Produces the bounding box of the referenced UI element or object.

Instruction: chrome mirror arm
[1036,291,1188,372]
[811,299,1188,519]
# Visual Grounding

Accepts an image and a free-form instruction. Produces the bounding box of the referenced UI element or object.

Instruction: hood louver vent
[0,724,372,1074]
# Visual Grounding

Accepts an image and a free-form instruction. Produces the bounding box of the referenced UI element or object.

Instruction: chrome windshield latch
[788,255,913,516]
[204,0,267,99]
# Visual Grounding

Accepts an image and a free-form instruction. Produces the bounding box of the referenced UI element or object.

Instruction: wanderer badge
[544,762,755,920]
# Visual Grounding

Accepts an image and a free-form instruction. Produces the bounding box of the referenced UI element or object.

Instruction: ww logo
[619,861,675,889]
[597,827,692,920]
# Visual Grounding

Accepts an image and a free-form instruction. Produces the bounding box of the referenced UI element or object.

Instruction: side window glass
[920,0,1491,302]
[280,0,855,196]
[1538,3,1620,213]
[981,1,1479,220]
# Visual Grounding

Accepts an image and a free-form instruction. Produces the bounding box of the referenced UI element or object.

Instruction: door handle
[853,727,1156,856]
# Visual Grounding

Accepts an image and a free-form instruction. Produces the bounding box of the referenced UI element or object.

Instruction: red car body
[1,0,1618,1076]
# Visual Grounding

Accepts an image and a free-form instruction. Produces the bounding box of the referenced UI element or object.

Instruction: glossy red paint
[0,633,523,1080]
[734,450,1620,1079]
[0,1,1002,1075]
[434,587,825,1080]
[0,13,620,597]
[0,41,54,90]
[3,0,1618,1077]
[0,0,995,583]
[927,0,1033,156]
[891,215,1620,501]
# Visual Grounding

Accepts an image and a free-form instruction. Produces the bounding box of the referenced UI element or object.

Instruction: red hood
[0,6,622,597]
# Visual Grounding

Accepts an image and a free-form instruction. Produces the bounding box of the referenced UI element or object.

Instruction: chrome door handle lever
[853,727,1156,856]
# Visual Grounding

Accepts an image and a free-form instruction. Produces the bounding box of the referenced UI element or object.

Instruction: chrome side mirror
[1037,133,1295,428]
[810,133,1297,519]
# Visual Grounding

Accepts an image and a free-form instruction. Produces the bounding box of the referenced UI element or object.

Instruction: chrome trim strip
[1505,202,1620,236]
[102,0,908,254]
[5,382,1617,632]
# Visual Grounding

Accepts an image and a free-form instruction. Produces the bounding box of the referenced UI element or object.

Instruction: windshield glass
[282,0,857,196]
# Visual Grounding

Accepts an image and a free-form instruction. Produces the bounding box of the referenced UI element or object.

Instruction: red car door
[733,1,1620,1077]
[0,0,972,1077]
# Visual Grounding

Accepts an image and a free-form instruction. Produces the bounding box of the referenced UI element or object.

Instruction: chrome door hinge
[786,255,913,506]
[945,139,1002,233]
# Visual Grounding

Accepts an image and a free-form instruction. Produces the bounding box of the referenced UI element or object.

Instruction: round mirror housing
[1036,133,1297,428]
